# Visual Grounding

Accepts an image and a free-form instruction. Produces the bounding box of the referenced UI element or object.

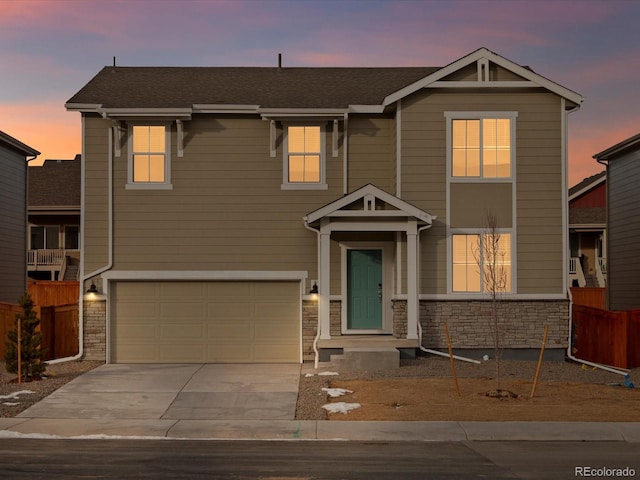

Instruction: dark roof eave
[593,133,640,161]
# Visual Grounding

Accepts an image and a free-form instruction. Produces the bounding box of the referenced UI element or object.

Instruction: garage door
[110,281,300,363]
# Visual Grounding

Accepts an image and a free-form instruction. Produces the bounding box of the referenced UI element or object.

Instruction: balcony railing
[569,256,607,288]
[27,249,66,267]
[569,257,586,287]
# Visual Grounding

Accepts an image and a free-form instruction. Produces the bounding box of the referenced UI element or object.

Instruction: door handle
[378,283,382,302]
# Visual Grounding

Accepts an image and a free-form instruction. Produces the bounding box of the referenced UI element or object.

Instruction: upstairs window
[449,115,514,178]
[30,225,59,250]
[452,232,512,293]
[282,125,326,189]
[128,125,171,189]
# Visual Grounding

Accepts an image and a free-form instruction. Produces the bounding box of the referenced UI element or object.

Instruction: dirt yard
[298,357,640,422]
[325,377,640,422]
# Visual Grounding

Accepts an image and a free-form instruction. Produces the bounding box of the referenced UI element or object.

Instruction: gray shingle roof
[569,170,605,197]
[28,155,81,207]
[66,67,440,109]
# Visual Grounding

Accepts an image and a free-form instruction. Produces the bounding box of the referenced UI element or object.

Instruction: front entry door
[347,249,383,330]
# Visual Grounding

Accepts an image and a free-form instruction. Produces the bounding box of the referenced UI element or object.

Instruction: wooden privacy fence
[27,281,79,307]
[572,304,640,369]
[0,302,79,361]
[570,287,606,309]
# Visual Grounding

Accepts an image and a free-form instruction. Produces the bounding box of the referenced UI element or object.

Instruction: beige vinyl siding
[449,183,513,228]
[0,147,27,302]
[83,115,111,274]
[348,115,394,192]
[400,90,564,295]
[607,151,640,310]
[515,93,563,294]
[104,115,343,284]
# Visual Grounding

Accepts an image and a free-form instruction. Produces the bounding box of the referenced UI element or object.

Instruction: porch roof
[303,184,434,227]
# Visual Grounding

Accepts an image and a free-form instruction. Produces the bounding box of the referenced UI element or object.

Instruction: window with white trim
[127,125,171,189]
[449,114,515,178]
[452,232,512,293]
[282,125,326,189]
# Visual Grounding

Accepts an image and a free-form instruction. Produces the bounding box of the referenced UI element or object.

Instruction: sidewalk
[1,417,640,442]
[1,362,639,442]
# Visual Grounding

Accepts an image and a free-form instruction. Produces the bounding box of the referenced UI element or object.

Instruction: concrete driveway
[18,363,302,421]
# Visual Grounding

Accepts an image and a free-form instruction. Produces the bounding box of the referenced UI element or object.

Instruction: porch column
[319,221,331,339]
[406,222,419,340]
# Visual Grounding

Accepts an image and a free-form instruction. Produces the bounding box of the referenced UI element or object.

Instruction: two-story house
[66,48,583,364]
[593,133,640,310]
[0,130,40,303]
[27,155,81,281]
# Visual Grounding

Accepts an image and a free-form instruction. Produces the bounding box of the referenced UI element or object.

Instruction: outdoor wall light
[310,282,318,295]
[84,280,106,301]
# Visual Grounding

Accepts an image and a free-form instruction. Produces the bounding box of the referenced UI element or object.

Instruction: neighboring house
[593,133,640,310]
[0,130,40,303]
[568,171,606,288]
[66,47,583,364]
[27,155,81,281]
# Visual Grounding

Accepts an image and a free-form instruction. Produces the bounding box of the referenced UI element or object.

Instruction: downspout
[48,118,114,364]
[562,103,626,376]
[25,154,39,294]
[414,223,480,364]
[303,219,322,368]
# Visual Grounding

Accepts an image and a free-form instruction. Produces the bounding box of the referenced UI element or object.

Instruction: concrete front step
[332,346,400,371]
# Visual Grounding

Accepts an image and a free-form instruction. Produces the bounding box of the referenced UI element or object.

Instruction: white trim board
[101,270,308,281]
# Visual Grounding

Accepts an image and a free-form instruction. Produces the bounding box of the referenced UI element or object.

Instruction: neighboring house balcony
[569,254,606,288]
[27,249,80,281]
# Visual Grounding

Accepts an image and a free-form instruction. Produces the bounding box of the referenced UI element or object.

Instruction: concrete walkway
[0,363,639,442]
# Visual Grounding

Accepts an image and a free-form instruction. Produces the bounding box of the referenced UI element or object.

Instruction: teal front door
[347,249,383,330]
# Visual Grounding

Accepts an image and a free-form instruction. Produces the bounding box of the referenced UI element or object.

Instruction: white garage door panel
[111,281,300,363]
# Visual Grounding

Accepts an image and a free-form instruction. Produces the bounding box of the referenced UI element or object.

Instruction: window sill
[450,177,513,182]
[281,183,328,191]
[125,183,173,190]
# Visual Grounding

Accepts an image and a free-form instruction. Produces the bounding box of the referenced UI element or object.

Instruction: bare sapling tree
[473,209,511,395]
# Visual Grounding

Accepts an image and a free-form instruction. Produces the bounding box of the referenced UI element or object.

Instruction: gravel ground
[0,360,103,418]
[295,356,639,420]
[1,356,636,420]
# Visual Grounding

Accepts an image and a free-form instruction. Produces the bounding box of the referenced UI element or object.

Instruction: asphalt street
[0,439,638,479]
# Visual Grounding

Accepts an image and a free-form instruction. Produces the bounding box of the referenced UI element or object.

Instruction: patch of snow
[322,387,352,398]
[322,402,361,414]
[318,371,339,376]
[304,373,315,378]
[2,402,20,406]
[0,390,34,401]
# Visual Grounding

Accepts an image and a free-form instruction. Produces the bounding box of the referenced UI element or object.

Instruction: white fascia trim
[193,104,260,114]
[65,103,103,112]
[260,108,348,119]
[383,47,583,107]
[101,270,308,281]
[419,293,568,301]
[305,184,433,224]
[568,174,606,201]
[349,105,385,114]
[569,223,606,230]
[100,108,192,119]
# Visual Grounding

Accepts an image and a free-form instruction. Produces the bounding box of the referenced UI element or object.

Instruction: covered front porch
[303,184,434,361]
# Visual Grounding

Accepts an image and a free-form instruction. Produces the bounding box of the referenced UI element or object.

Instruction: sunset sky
[2,0,639,185]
